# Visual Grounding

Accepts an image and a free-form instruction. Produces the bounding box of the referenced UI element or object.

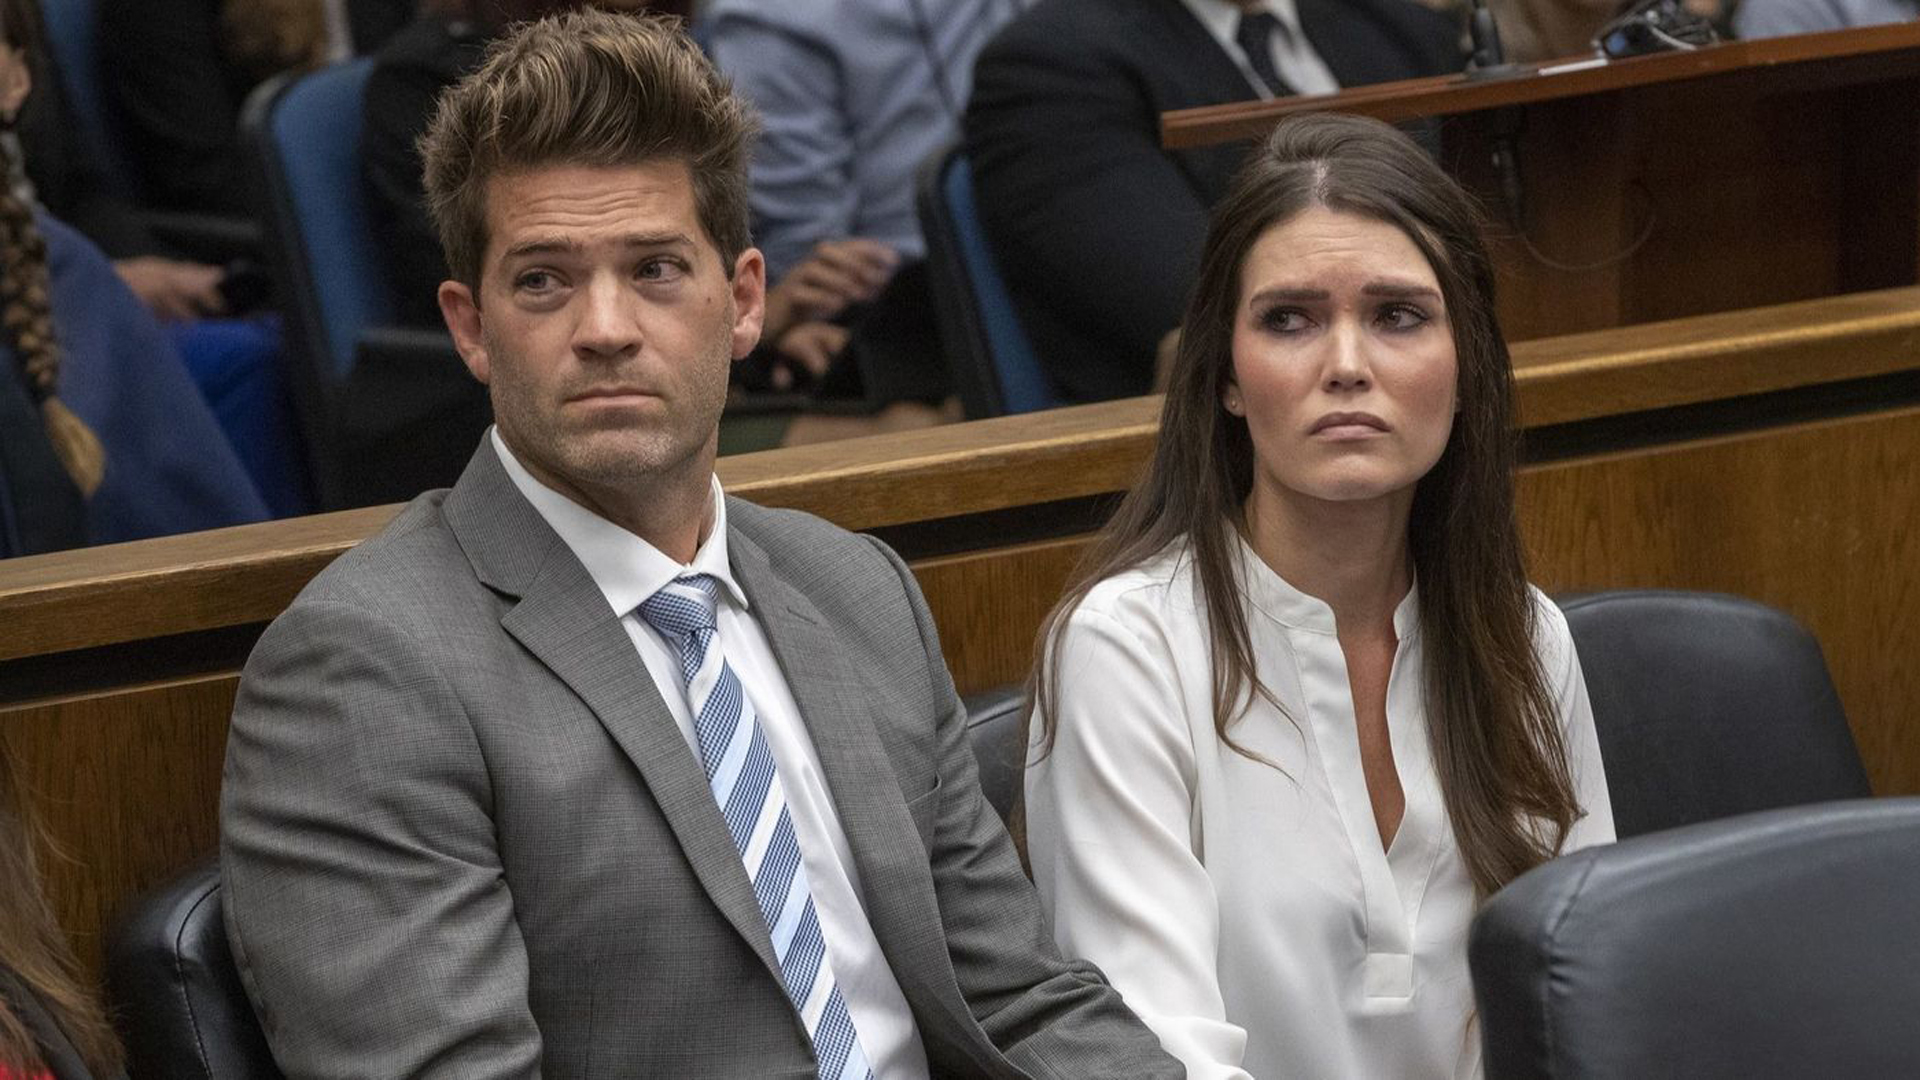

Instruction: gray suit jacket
[220,445,1178,1078]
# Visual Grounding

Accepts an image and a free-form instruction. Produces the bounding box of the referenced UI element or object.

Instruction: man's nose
[573,273,642,359]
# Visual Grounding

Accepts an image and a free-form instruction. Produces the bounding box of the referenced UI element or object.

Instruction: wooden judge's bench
[1163,22,1920,342]
[7,26,1920,985]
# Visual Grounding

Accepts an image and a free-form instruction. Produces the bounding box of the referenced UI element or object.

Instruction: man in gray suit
[218,10,1179,1078]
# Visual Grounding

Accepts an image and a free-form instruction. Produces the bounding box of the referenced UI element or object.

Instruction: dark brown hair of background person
[0,0,103,497]
[220,0,330,84]
[1029,112,1581,898]
[0,761,124,1075]
[417,6,753,291]
[418,0,696,33]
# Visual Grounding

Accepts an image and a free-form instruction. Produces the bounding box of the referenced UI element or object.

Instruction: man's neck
[503,434,719,564]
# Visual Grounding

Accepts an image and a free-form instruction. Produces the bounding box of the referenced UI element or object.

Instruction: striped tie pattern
[638,574,873,1080]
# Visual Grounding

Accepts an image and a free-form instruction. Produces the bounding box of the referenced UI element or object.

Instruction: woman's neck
[1241,482,1414,640]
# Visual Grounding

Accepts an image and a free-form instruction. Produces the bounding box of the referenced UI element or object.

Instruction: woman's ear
[1222,379,1245,417]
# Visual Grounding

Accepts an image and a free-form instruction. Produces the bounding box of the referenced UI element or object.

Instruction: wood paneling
[1160,25,1920,343]
[1520,405,1920,797]
[1161,22,1920,145]
[914,537,1095,696]
[9,287,1920,661]
[1,676,236,975]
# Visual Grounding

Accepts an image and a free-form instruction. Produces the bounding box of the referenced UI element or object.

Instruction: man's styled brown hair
[418,7,757,290]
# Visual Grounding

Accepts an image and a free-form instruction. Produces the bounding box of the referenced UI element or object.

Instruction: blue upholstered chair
[917,144,1057,419]
[244,60,488,509]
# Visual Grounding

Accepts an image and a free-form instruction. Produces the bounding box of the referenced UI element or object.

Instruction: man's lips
[567,387,658,403]
[1309,411,1390,435]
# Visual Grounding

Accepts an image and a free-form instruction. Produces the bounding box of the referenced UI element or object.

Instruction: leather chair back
[1559,590,1869,837]
[1471,798,1920,1080]
[105,860,281,1080]
[964,686,1028,823]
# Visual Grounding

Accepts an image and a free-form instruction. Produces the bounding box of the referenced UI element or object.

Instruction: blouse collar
[1233,527,1421,640]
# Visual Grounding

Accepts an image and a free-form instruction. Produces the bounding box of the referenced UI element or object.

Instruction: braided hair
[0,131,102,496]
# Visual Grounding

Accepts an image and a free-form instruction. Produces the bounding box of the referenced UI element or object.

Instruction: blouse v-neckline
[1236,537,1444,1002]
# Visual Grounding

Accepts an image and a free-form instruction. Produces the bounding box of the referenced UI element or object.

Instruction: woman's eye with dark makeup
[1259,306,1311,333]
[1377,303,1429,331]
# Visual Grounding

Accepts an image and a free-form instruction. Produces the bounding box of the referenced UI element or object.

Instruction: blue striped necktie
[638,574,874,1080]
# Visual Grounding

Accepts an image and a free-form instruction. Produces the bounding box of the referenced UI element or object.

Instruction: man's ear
[439,280,490,384]
[729,247,767,360]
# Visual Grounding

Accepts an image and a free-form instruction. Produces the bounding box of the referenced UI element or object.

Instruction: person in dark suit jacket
[222,10,1182,1076]
[964,0,1463,404]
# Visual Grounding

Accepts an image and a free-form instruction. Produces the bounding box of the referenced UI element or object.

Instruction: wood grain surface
[2,676,235,977]
[1161,21,1920,147]
[7,287,1920,661]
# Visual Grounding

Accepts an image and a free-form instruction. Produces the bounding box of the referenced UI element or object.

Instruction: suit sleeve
[964,14,1214,384]
[862,536,1184,1080]
[220,598,543,1078]
[1026,606,1254,1080]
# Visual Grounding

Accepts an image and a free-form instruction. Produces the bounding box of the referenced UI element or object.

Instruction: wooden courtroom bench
[5,285,1920,982]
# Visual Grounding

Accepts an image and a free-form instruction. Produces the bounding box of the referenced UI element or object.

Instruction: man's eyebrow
[500,232,696,261]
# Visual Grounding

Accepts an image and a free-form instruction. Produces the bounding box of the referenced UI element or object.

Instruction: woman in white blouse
[1024,113,1616,1080]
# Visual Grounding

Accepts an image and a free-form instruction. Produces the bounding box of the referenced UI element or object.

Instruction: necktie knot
[637,574,721,643]
[1235,9,1281,50]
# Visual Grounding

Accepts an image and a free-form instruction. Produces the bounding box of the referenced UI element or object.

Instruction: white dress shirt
[1026,536,1616,1080]
[1178,0,1342,98]
[492,431,930,1079]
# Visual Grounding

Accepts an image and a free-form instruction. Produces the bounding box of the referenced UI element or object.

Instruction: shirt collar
[490,427,749,618]
[1178,0,1308,49]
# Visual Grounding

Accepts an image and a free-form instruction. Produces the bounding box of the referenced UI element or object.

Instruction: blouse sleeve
[1025,604,1256,1080]
[1539,598,1618,852]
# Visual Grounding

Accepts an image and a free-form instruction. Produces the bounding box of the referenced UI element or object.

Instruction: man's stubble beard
[481,323,732,495]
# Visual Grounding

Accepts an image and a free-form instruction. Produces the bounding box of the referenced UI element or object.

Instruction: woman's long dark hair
[0,760,124,1076]
[1031,113,1581,897]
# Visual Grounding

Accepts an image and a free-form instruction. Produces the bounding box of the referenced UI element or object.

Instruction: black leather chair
[1471,797,1920,1080]
[1559,590,1870,838]
[107,692,1031,1074]
[105,859,279,1080]
[963,686,1028,824]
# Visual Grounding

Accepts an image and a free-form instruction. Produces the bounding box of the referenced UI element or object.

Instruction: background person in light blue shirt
[1735,0,1917,38]
[700,0,1026,391]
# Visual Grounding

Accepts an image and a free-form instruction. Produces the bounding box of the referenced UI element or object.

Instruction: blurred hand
[763,238,897,342]
[115,257,227,321]
[769,321,850,390]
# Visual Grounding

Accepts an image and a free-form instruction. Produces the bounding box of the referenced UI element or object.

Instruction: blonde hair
[0,761,124,1076]
[0,135,102,496]
[418,8,757,289]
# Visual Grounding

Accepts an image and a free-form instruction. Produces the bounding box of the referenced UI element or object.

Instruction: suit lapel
[727,524,974,1026]
[444,447,785,987]
[1151,0,1263,107]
